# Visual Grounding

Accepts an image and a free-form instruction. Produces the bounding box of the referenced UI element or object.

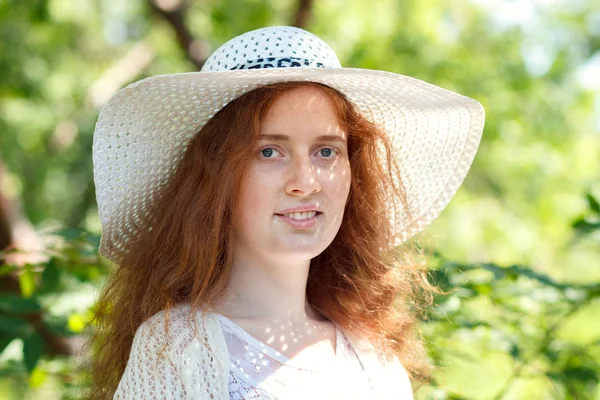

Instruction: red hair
[88,82,434,399]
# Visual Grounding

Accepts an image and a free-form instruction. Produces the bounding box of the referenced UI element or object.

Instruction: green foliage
[0,0,599,398]
[421,200,600,399]
[0,230,105,398]
[572,192,600,236]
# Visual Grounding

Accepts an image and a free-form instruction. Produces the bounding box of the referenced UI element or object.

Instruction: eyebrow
[258,134,347,145]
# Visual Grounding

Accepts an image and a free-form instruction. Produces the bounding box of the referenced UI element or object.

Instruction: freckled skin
[233,86,352,261]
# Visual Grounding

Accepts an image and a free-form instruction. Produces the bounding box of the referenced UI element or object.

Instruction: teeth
[284,211,317,220]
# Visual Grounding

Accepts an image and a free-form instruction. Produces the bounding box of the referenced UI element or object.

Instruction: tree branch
[292,0,314,29]
[148,0,316,72]
[0,156,81,357]
[0,158,44,265]
[148,0,207,70]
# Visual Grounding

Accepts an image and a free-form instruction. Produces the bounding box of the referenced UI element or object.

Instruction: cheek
[323,164,352,207]
[237,169,276,217]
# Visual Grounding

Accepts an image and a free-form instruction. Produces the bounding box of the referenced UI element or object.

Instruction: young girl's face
[233,86,352,261]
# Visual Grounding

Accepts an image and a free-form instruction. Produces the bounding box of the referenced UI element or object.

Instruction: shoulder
[136,303,229,365]
[138,304,223,344]
[380,355,414,399]
[119,304,230,399]
[346,335,414,399]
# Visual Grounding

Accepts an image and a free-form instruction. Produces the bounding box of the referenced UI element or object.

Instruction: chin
[273,240,331,259]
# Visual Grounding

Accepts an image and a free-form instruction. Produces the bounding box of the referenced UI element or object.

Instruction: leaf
[0,335,14,354]
[509,344,521,359]
[23,332,44,373]
[0,264,19,276]
[543,346,560,363]
[472,283,492,295]
[0,294,41,313]
[42,316,73,337]
[41,257,61,291]
[572,218,600,235]
[586,192,600,214]
[19,268,37,298]
[562,366,598,383]
[28,365,47,388]
[0,315,31,335]
[68,312,92,333]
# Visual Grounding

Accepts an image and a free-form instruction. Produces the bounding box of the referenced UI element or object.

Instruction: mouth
[274,211,322,229]
[275,211,323,221]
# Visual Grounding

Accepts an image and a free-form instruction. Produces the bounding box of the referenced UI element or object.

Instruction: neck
[215,248,322,325]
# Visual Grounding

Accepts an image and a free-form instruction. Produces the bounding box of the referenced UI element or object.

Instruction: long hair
[88,81,434,399]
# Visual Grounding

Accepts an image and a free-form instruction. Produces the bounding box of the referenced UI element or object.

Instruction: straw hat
[92,26,485,266]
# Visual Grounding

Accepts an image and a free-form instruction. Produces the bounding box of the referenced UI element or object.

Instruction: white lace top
[114,304,414,399]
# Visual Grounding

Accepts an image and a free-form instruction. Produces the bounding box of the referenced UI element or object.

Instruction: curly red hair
[87,82,434,399]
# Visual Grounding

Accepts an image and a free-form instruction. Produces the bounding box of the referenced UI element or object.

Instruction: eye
[318,147,337,158]
[259,147,281,158]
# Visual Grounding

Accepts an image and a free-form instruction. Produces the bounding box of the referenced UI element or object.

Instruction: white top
[114,304,414,399]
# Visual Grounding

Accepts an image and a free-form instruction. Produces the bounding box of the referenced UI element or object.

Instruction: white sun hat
[92,26,485,266]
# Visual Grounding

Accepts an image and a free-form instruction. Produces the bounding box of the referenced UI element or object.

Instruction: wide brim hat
[92,26,485,266]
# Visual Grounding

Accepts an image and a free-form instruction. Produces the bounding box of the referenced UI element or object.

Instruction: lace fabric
[113,304,414,399]
[217,314,374,399]
[113,305,229,400]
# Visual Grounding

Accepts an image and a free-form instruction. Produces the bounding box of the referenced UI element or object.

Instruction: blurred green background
[1,0,599,398]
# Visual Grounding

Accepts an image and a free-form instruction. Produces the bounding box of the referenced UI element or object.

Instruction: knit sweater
[114,304,414,399]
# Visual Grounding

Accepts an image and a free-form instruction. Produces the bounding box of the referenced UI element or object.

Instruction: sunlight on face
[233,85,352,261]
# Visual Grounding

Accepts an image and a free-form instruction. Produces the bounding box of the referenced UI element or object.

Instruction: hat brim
[92,67,484,265]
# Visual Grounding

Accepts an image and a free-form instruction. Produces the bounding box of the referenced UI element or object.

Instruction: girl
[89,26,484,399]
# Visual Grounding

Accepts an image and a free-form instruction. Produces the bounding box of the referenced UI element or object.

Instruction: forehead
[269,85,336,109]
[259,86,346,139]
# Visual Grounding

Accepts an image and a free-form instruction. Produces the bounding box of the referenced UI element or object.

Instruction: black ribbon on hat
[229,56,326,70]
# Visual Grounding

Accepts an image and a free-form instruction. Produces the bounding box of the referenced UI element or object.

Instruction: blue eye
[260,148,279,158]
[261,148,274,157]
[319,148,335,158]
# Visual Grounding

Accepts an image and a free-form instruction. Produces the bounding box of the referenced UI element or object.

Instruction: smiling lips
[282,211,318,220]
[275,208,322,229]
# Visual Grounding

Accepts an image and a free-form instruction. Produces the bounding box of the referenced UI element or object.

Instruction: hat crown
[201,26,342,72]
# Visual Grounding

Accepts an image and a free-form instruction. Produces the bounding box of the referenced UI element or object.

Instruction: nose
[285,156,322,196]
